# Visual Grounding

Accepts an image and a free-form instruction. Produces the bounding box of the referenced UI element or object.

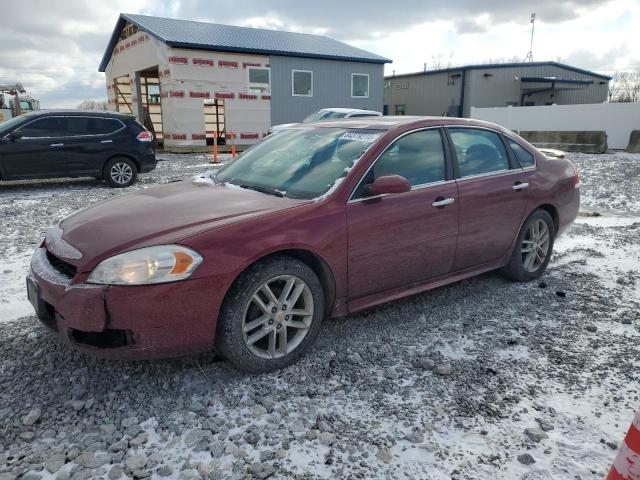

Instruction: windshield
[302,110,348,122]
[215,127,382,200]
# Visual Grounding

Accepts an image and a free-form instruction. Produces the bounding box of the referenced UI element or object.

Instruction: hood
[53,180,306,270]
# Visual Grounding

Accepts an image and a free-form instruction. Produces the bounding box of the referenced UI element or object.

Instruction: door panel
[1,117,67,178]
[64,117,123,175]
[347,183,459,299]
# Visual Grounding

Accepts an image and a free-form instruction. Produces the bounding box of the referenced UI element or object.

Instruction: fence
[470,103,640,150]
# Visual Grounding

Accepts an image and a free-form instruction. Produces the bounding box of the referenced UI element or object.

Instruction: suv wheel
[216,256,325,373]
[104,157,137,188]
[500,209,555,282]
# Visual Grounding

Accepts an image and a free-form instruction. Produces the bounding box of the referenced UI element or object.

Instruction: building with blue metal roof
[384,61,611,118]
[100,14,391,150]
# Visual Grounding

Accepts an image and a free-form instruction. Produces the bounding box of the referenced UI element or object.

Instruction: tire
[216,255,325,373]
[104,157,137,188]
[500,209,555,282]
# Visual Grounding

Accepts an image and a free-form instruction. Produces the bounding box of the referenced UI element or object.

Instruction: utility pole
[525,12,536,62]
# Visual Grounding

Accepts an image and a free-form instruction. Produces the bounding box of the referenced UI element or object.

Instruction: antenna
[525,12,535,62]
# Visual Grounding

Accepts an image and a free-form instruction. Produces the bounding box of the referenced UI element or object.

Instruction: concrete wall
[384,64,609,118]
[470,102,640,150]
[269,56,384,125]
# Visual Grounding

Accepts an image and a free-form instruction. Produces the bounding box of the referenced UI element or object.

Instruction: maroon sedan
[27,117,579,371]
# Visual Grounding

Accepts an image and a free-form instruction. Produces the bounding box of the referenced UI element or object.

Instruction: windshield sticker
[339,132,381,143]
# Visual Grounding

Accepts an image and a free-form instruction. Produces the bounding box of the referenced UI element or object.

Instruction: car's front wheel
[104,157,137,188]
[216,256,325,373]
[500,209,555,282]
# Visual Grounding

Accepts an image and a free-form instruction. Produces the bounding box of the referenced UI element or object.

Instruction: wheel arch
[103,153,141,174]
[224,248,337,318]
[536,203,559,235]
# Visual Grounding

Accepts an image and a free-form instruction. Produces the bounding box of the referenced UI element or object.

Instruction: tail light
[137,130,153,142]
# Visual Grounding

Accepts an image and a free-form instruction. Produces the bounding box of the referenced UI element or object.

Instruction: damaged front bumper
[27,247,218,360]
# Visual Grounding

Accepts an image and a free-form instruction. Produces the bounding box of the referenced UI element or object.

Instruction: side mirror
[367,175,411,197]
[8,131,22,141]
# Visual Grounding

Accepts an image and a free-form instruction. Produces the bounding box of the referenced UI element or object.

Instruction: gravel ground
[0,151,639,480]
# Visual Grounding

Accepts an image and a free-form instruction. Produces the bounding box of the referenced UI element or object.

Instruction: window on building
[395,104,406,115]
[248,67,271,94]
[353,129,446,198]
[448,128,509,177]
[351,73,369,98]
[16,117,64,138]
[292,70,313,97]
[507,139,535,168]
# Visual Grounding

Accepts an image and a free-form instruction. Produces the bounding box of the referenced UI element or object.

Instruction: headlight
[87,245,203,285]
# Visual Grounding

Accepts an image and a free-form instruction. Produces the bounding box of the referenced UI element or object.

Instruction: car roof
[25,110,135,120]
[302,115,512,133]
[319,107,380,114]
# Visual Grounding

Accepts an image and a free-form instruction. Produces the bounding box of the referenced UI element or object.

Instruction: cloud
[0,0,636,107]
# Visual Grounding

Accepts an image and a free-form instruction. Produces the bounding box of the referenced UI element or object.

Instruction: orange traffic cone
[230,132,236,159]
[607,411,640,479]
[211,131,218,164]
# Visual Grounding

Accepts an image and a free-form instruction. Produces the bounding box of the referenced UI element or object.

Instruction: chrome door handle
[50,143,64,147]
[432,197,455,207]
[100,139,113,144]
[512,182,529,191]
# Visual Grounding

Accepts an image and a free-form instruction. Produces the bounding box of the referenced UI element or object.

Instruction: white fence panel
[470,103,640,149]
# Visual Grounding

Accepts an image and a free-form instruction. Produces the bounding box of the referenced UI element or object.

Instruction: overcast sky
[1,0,638,108]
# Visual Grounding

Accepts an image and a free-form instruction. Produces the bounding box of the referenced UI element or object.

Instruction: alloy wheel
[110,162,133,185]
[521,219,550,272]
[242,275,314,359]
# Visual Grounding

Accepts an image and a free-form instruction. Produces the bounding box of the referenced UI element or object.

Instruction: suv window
[507,139,535,167]
[353,129,446,198]
[66,117,122,136]
[16,117,64,138]
[448,128,509,177]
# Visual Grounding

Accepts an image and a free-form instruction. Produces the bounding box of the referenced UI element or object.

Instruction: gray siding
[385,64,609,118]
[269,56,384,125]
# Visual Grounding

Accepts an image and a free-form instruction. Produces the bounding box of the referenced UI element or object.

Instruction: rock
[0,471,16,480]
[405,431,424,443]
[535,418,554,432]
[383,367,399,380]
[318,432,337,446]
[19,431,35,442]
[178,469,200,480]
[109,438,129,452]
[231,447,247,459]
[524,428,549,443]
[22,407,42,426]
[376,448,393,464]
[45,453,67,473]
[108,464,124,480]
[251,405,267,417]
[417,357,435,370]
[21,474,42,480]
[121,416,139,429]
[55,472,70,480]
[621,318,632,325]
[125,454,147,472]
[435,364,453,376]
[246,463,276,480]
[75,452,110,469]
[184,429,212,448]
[156,465,173,477]
[129,432,148,447]
[517,453,536,465]
[606,441,618,450]
[585,325,597,332]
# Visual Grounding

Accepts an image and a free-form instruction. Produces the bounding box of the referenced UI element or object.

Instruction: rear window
[507,139,536,168]
[66,117,123,136]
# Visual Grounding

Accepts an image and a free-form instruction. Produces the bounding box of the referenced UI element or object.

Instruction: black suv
[0,110,156,187]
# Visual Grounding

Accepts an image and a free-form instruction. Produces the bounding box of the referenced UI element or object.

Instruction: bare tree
[77,99,108,111]
[427,52,455,70]
[609,65,640,103]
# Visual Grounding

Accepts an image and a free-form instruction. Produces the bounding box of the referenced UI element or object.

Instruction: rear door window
[16,117,64,138]
[448,128,509,177]
[507,139,535,168]
[66,117,123,136]
[353,129,446,198]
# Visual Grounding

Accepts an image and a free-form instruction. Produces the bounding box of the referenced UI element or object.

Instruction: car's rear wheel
[104,157,137,188]
[500,209,555,282]
[216,256,324,373]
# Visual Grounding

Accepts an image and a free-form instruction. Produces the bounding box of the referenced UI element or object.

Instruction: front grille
[46,250,77,278]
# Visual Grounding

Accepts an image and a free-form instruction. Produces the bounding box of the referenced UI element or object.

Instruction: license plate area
[26,277,55,323]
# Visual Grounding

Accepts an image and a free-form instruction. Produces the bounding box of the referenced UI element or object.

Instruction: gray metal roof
[99,14,391,72]
[386,61,611,80]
